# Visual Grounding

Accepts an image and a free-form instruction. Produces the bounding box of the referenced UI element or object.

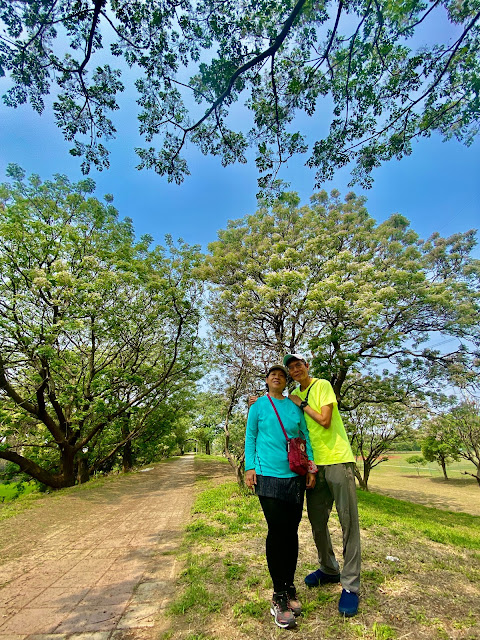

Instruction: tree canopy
[429,400,480,485]
[199,190,480,407]
[1,1,479,189]
[420,414,460,480]
[0,166,204,487]
[345,402,416,490]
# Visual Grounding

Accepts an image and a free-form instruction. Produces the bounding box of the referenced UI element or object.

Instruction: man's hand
[306,472,316,489]
[248,396,258,408]
[289,394,333,428]
[245,469,257,490]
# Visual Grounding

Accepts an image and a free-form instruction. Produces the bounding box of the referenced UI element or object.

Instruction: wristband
[300,400,308,411]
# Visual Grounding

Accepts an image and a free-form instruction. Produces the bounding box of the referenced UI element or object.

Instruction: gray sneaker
[270,591,296,628]
[287,585,302,616]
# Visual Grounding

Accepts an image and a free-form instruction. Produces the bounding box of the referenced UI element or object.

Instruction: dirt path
[0,454,201,640]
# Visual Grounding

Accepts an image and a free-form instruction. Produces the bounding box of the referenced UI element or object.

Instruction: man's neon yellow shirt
[291,378,354,466]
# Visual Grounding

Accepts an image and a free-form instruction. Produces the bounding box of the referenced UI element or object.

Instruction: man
[283,353,361,617]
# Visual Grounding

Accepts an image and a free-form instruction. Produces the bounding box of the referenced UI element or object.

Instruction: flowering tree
[0,166,203,487]
[200,190,480,407]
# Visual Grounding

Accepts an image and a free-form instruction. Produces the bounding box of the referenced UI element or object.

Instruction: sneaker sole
[270,607,296,628]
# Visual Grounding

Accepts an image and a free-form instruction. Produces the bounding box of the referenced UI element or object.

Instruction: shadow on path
[0,453,210,639]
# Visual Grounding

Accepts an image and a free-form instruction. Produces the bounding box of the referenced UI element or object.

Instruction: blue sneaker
[304,569,341,587]
[338,589,359,616]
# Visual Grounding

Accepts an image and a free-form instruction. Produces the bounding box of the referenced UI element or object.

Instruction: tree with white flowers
[200,189,480,408]
[0,166,204,487]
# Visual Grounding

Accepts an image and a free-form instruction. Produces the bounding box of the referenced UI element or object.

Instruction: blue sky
[1,46,479,255]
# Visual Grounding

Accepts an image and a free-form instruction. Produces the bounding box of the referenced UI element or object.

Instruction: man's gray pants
[306,462,361,593]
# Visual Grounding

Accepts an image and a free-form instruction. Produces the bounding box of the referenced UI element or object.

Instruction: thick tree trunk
[205,441,211,455]
[60,446,77,488]
[121,416,133,472]
[1,443,78,488]
[122,441,133,472]
[0,450,67,488]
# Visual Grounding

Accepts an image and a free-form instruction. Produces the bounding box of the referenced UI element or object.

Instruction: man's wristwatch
[300,400,309,411]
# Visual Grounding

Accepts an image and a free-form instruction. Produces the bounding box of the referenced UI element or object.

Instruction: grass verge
[165,456,480,640]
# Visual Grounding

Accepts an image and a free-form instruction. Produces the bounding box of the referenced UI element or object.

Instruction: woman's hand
[306,472,316,489]
[245,469,257,490]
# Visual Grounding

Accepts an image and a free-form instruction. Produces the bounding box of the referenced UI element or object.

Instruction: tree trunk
[77,457,90,484]
[60,446,77,488]
[122,441,133,472]
[354,463,367,491]
[205,441,211,455]
[363,463,371,491]
[122,416,133,472]
[223,409,243,486]
[0,449,75,489]
[234,462,244,487]
[440,457,449,480]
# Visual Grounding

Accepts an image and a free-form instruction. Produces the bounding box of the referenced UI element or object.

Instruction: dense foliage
[1,1,479,189]
[200,190,480,408]
[0,166,204,487]
[0,166,478,488]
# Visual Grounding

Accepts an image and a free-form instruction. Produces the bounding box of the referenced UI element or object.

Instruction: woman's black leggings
[258,495,303,593]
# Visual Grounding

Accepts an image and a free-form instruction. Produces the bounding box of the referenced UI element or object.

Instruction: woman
[245,364,317,629]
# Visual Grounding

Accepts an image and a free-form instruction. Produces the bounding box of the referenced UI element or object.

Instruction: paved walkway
[0,454,198,639]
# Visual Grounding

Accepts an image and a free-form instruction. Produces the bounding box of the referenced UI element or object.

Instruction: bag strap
[304,379,318,403]
[266,394,289,443]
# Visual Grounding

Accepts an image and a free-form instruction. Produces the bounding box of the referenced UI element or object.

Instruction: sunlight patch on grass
[0,481,39,502]
[372,622,397,639]
[357,490,480,549]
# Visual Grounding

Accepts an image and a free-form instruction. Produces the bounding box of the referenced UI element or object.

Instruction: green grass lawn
[164,456,480,640]
[0,481,39,503]
[372,451,474,478]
